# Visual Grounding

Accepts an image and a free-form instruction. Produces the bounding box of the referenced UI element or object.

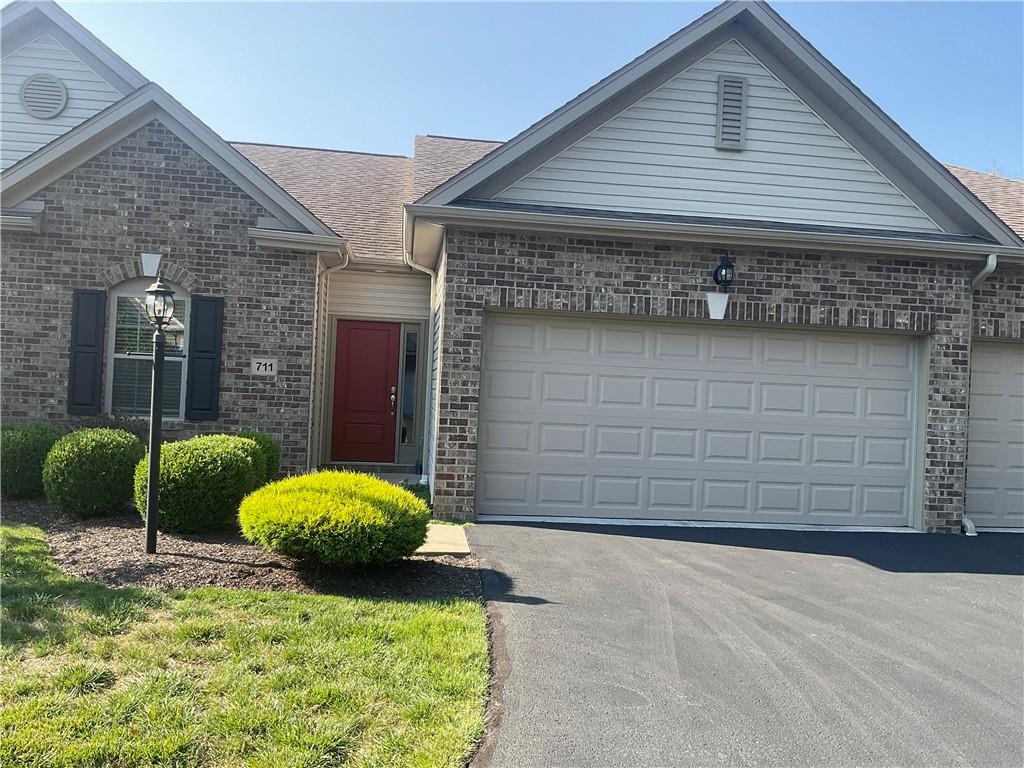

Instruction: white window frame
[104,278,190,421]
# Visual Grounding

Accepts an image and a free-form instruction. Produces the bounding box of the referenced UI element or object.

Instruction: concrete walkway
[415,523,470,556]
[469,522,1024,768]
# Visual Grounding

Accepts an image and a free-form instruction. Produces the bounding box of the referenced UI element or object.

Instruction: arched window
[104,277,190,419]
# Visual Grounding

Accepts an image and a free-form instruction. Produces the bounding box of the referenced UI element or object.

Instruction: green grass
[0,523,489,768]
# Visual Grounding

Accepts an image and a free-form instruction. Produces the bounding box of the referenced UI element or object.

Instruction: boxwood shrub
[1,421,63,499]
[239,471,430,567]
[133,434,262,533]
[43,428,145,517]
[237,431,280,483]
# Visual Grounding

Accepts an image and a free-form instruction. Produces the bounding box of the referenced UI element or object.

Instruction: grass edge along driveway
[0,523,489,768]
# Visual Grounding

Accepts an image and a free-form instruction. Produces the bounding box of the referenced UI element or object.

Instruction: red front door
[331,320,400,462]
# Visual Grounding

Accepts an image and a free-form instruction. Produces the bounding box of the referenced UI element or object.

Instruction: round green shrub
[43,428,145,517]
[134,434,262,533]
[239,471,430,567]
[1,422,63,499]
[233,437,267,489]
[237,431,280,483]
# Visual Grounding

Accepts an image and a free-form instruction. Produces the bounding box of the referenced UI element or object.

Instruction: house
[2,1,1021,532]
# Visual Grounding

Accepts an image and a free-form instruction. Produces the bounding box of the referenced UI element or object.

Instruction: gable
[492,39,940,234]
[1,84,340,240]
[416,1,1021,253]
[2,32,124,170]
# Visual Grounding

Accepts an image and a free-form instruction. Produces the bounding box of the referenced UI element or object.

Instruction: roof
[1,83,341,240]
[237,132,1021,264]
[234,136,501,265]
[946,166,1024,239]
[1,0,147,93]
[414,0,1021,250]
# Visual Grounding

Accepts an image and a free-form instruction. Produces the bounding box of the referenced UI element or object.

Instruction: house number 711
[251,358,278,376]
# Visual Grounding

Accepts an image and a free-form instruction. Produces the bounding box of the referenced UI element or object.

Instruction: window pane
[400,329,418,445]
[112,358,182,417]
[114,296,185,357]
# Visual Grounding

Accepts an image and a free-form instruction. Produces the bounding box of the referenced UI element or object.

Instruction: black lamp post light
[712,255,736,291]
[707,255,736,320]
[144,271,175,554]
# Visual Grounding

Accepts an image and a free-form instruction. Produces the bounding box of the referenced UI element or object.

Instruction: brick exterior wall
[973,266,1024,340]
[433,228,991,532]
[1,120,318,472]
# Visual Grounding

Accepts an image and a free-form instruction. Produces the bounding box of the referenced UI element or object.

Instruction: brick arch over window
[99,259,202,294]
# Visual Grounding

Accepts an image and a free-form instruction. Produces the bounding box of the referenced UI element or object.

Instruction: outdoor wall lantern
[707,255,735,320]
[143,272,175,554]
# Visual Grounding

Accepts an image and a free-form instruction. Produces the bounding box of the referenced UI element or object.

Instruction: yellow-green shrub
[239,471,430,567]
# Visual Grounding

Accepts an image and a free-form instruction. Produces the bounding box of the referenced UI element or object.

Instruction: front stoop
[416,524,470,556]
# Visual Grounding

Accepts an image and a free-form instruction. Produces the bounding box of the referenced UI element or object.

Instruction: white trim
[104,278,190,421]
[476,515,919,533]
[1,1,148,94]
[407,202,1024,262]
[414,2,1019,249]
[0,214,42,232]
[1,83,337,238]
[248,227,350,258]
[976,527,1024,534]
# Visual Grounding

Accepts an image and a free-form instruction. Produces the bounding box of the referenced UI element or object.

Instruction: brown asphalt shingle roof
[946,165,1024,239]
[233,142,413,264]
[234,137,1023,260]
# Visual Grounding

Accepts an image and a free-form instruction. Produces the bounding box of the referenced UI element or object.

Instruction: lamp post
[144,272,175,554]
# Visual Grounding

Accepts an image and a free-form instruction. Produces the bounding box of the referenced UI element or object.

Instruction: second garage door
[966,341,1024,528]
[477,314,917,526]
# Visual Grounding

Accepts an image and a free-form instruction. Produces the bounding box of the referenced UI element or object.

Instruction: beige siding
[327,270,430,321]
[496,39,940,233]
[2,33,123,170]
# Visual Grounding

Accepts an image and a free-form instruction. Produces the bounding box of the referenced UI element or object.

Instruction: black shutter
[185,296,224,421]
[67,289,107,416]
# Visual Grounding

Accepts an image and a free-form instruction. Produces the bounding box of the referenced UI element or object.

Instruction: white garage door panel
[967,342,1024,528]
[478,315,916,525]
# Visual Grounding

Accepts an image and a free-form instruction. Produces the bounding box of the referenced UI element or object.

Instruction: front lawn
[0,523,489,767]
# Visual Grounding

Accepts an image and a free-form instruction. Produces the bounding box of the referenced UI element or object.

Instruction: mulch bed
[3,499,481,601]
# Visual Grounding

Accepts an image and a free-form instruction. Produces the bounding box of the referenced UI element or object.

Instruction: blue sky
[65,2,1023,176]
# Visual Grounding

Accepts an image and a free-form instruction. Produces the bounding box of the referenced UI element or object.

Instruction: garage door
[477,314,917,525]
[966,342,1024,528]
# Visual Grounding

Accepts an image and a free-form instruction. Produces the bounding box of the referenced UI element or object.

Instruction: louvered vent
[716,75,747,150]
[20,73,68,119]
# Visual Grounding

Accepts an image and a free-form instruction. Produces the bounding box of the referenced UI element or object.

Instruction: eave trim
[406,202,1024,262]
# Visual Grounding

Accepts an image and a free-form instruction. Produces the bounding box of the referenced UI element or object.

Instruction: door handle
[389,386,396,414]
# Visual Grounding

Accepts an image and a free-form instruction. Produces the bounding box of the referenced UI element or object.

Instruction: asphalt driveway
[468,524,1024,768]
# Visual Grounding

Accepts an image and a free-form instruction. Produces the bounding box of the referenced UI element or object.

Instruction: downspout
[961,254,997,536]
[305,247,352,470]
[971,253,997,290]
[404,225,441,486]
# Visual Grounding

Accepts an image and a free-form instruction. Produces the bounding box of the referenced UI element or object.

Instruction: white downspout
[971,253,998,290]
[404,238,439,486]
[305,247,351,470]
[962,254,997,535]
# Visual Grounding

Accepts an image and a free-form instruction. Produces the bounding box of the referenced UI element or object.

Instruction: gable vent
[716,74,747,150]
[20,73,68,120]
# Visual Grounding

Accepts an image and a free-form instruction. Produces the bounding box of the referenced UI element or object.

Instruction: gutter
[247,227,351,260]
[406,203,1024,262]
[1,202,46,233]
